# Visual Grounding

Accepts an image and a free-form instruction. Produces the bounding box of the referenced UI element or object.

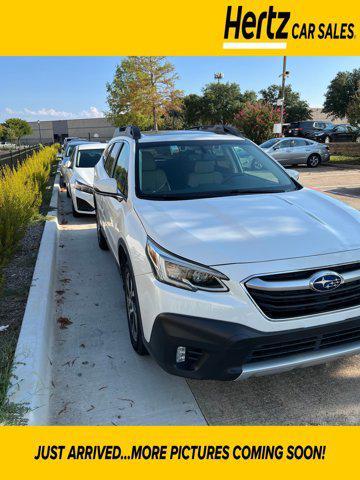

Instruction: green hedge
[0,145,58,271]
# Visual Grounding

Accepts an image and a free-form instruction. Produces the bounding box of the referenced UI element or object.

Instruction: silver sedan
[260,137,330,168]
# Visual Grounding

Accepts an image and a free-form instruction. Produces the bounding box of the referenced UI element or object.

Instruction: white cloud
[23,108,76,118]
[5,107,17,114]
[3,106,104,121]
[80,106,104,118]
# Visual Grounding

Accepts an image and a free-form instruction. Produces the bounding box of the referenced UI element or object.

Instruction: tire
[356,136,360,143]
[324,136,331,144]
[96,208,109,250]
[307,154,321,168]
[122,261,148,356]
[66,185,70,198]
[59,176,65,188]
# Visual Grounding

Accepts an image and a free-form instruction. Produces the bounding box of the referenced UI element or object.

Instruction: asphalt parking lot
[50,165,360,425]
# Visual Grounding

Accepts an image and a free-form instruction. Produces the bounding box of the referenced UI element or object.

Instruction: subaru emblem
[309,271,344,292]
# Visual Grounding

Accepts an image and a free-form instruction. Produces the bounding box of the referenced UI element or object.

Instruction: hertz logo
[224,6,290,40]
[223,5,355,50]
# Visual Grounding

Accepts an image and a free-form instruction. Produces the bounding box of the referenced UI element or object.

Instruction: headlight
[146,237,229,292]
[74,180,93,194]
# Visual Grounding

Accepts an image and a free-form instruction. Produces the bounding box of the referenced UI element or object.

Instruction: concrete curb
[7,173,60,425]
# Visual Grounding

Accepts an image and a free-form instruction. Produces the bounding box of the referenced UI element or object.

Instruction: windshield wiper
[142,189,287,200]
[224,189,286,195]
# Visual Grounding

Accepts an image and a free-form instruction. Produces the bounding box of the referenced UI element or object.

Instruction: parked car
[62,136,82,149]
[260,137,330,167]
[93,125,360,381]
[65,143,107,216]
[59,140,89,188]
[312,124,360,143]
[285,120,333,138]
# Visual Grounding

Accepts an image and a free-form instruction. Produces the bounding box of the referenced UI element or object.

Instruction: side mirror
[65,160,71,168]
[57,153,63,159]
[94,177,120,197]
[287,169,300,181]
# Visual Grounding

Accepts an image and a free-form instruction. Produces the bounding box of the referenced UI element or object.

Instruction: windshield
[136,140,299,200]
[76,148,104,168]
[260,138,279,149]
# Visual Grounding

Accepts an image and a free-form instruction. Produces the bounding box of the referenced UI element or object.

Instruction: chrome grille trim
[246,268,360,291]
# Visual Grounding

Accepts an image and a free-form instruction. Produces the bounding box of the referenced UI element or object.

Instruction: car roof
[112,131,244,144]
[76,142,107,150]
[67,140,89,146]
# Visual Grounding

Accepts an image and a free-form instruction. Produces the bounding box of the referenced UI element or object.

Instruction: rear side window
[76,148,104,168]
[294,139,307,147]
[113,143,130,196]
[278,140,292,148]
[104,142,122,176]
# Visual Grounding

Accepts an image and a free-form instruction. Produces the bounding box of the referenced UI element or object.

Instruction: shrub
[234,101,281,144]
[0,146,57,270]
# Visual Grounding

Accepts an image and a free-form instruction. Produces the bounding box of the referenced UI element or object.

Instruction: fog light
[176,346,186,363]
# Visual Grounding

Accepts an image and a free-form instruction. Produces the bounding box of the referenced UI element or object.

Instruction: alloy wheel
[308,154,320,167]
[125,271,138,341]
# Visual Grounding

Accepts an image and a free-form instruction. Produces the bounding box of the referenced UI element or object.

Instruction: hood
[73,168,95,186]
[134,189,360,265]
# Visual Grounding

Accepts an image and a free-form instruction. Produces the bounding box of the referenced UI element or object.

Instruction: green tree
[106,56,183,130]
[182,94,204,126]
[234,101,281,144]
[259,84,311,122]
[0,124,6,142]
[3,118,31,144]
[201,82,244,124]
[347,91,360,126]
[242,90,258,103]
[323,68,360,119]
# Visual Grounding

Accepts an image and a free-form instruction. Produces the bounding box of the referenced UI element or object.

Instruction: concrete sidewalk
[49,191,205,425]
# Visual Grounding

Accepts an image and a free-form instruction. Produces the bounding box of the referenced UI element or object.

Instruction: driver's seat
[187,161,223,188]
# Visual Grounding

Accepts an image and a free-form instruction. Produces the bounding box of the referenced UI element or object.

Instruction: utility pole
[37,120,42,144]
[279,56,289,132]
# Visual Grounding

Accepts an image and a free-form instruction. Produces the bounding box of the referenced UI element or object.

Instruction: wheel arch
[118,238,131,270]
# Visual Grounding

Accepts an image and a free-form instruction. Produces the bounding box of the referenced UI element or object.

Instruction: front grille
[76,197,94,212]
[247,324,360,364]
[246,263,360,320]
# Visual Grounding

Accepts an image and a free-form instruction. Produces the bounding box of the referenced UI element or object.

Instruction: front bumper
[147,313,360,381]
[72,189,95,214]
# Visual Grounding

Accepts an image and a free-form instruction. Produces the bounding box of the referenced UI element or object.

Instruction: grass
[330,155,360,165]
[0,146,58,280]
[0,146,58,424]
[0,327,28,425]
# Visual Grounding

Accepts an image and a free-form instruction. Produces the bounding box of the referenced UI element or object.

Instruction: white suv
[94,126,360,381]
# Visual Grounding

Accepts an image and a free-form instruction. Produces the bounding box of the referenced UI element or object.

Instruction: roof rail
[189,124,245,138]
[112,125,142,140]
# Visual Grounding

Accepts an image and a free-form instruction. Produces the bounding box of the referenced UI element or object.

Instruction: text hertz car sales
[224,6,355,40]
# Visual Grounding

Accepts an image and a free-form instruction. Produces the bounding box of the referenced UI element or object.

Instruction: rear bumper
[147,313,360,381]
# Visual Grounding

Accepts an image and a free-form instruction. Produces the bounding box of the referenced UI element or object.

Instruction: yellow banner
[0,426,357,477]
[0,0,358,55]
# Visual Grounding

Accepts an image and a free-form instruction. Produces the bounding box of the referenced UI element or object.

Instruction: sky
[0,56,358,122]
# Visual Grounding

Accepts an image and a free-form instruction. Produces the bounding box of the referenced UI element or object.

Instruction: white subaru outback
[93,125,360,381]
